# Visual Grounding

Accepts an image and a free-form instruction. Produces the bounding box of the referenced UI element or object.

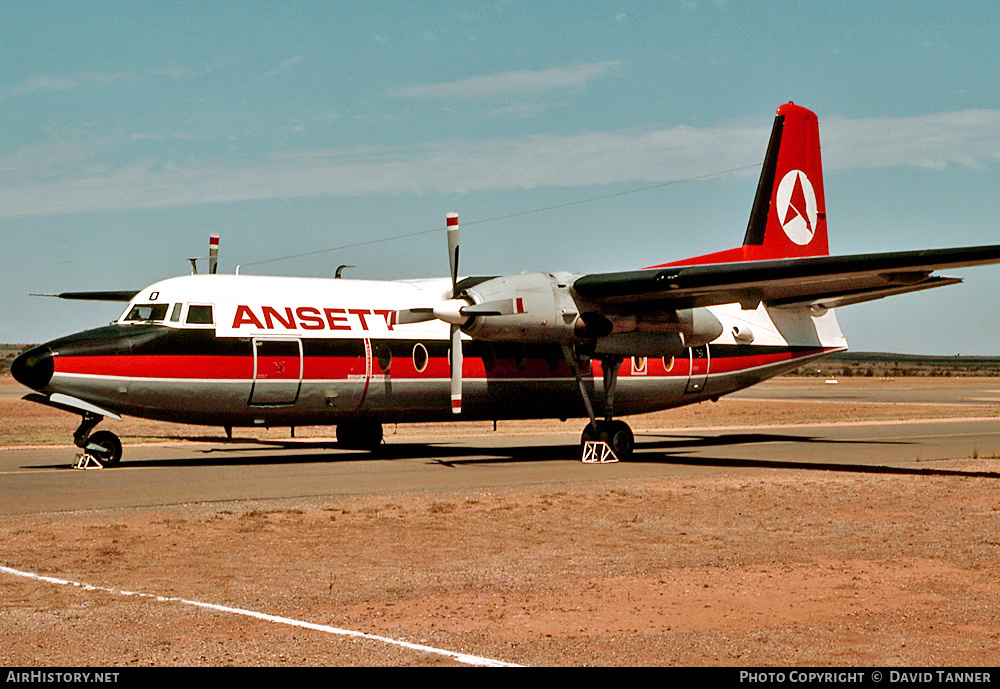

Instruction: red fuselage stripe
[53,347,832,381]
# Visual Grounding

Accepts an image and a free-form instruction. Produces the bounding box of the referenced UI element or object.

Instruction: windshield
[122,303,169,323]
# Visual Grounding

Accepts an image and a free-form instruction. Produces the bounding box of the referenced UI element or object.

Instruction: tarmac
[3,378,1000,514]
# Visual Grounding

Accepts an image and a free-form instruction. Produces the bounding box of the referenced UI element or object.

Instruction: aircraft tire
[87,430,123,467]
[601,420,634,460]
[581,420,634,460]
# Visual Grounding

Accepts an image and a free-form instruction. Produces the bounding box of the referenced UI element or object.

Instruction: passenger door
[685,345,710,394]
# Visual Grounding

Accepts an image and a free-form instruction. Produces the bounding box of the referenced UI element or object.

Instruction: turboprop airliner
[12,102,1000,465]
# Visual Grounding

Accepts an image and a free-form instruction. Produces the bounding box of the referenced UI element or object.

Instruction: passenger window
[186,305,214,325]
[375,343,392,372]
[412,343,428,372]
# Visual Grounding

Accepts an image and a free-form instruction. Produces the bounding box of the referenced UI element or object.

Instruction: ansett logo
[775,169,818,245]
[231,305,396,332]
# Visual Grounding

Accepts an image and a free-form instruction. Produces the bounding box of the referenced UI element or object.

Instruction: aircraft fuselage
[13,273,844,429]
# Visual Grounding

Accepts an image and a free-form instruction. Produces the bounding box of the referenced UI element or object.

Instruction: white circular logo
[775,169,817,245]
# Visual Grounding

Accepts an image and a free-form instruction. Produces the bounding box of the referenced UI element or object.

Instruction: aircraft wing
[571,244,1000,312]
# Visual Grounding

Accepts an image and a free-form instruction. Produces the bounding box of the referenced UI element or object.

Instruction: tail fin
[656,102,829,267]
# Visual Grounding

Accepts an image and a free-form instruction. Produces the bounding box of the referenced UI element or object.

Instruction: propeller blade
[450,324,463,414]
[446,212,459,296]
[209,234,220,275]
[459,297,526,317]
[446,211,463,414]
[394,307,436,325]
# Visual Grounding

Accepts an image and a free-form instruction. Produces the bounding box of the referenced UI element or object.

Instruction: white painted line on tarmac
[0,564,521,667]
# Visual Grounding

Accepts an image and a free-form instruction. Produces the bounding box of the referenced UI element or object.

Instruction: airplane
[11,102,1000,466]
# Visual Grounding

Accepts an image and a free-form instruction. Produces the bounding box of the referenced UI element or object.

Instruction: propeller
[393,212,528,415]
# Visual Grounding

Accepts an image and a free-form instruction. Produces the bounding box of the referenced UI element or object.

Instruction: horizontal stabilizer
[31,290,140,302]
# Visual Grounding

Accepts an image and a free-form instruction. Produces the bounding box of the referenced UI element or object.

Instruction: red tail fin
[654,102,828,267]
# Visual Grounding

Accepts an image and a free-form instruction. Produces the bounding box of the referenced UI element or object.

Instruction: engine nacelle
[592,306,723,355]
[453,272,724,355]
[460,272,585,344]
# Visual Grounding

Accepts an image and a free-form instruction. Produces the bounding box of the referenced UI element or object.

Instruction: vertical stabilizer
[744,102,828,259]
[654,102,829,267]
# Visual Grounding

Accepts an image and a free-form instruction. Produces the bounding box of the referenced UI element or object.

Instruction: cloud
[387,61,624,99]
[1,66,196,99]
[821,109,1000,171]
[261,56,304,80]
[2,72,140,98]
[3,109,1000,218]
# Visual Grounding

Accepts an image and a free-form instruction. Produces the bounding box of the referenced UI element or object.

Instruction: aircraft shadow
[28,435,572,469]
[638,431,910,450]
[422,433,1000,479]
[643,454,1000,479]
[25,431,1000,479]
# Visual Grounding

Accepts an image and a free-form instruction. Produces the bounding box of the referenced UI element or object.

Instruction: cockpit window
[123,304,168,323]
[169,303,183,322]
[186,304,214,325]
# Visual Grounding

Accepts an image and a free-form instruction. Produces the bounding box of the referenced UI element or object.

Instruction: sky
[3,1,1000,354]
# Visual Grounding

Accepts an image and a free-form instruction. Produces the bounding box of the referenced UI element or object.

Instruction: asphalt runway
[4,414,1000,516]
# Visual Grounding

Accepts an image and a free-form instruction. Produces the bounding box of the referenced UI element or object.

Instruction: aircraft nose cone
[10,345,54,391]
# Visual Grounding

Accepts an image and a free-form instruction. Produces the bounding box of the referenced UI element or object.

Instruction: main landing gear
[562,348,635,462]
[580,420,635,462]
[73,412,122,468]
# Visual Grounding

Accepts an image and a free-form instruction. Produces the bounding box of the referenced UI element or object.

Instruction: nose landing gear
[73,413,122,467]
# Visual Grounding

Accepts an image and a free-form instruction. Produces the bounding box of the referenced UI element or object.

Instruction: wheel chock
[73,453,104,470]
[582,440,618,464]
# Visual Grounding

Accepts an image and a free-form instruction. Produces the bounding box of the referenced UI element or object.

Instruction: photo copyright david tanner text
[739,671,993,684]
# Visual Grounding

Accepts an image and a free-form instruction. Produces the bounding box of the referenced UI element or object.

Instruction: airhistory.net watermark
[5,672,119,684]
